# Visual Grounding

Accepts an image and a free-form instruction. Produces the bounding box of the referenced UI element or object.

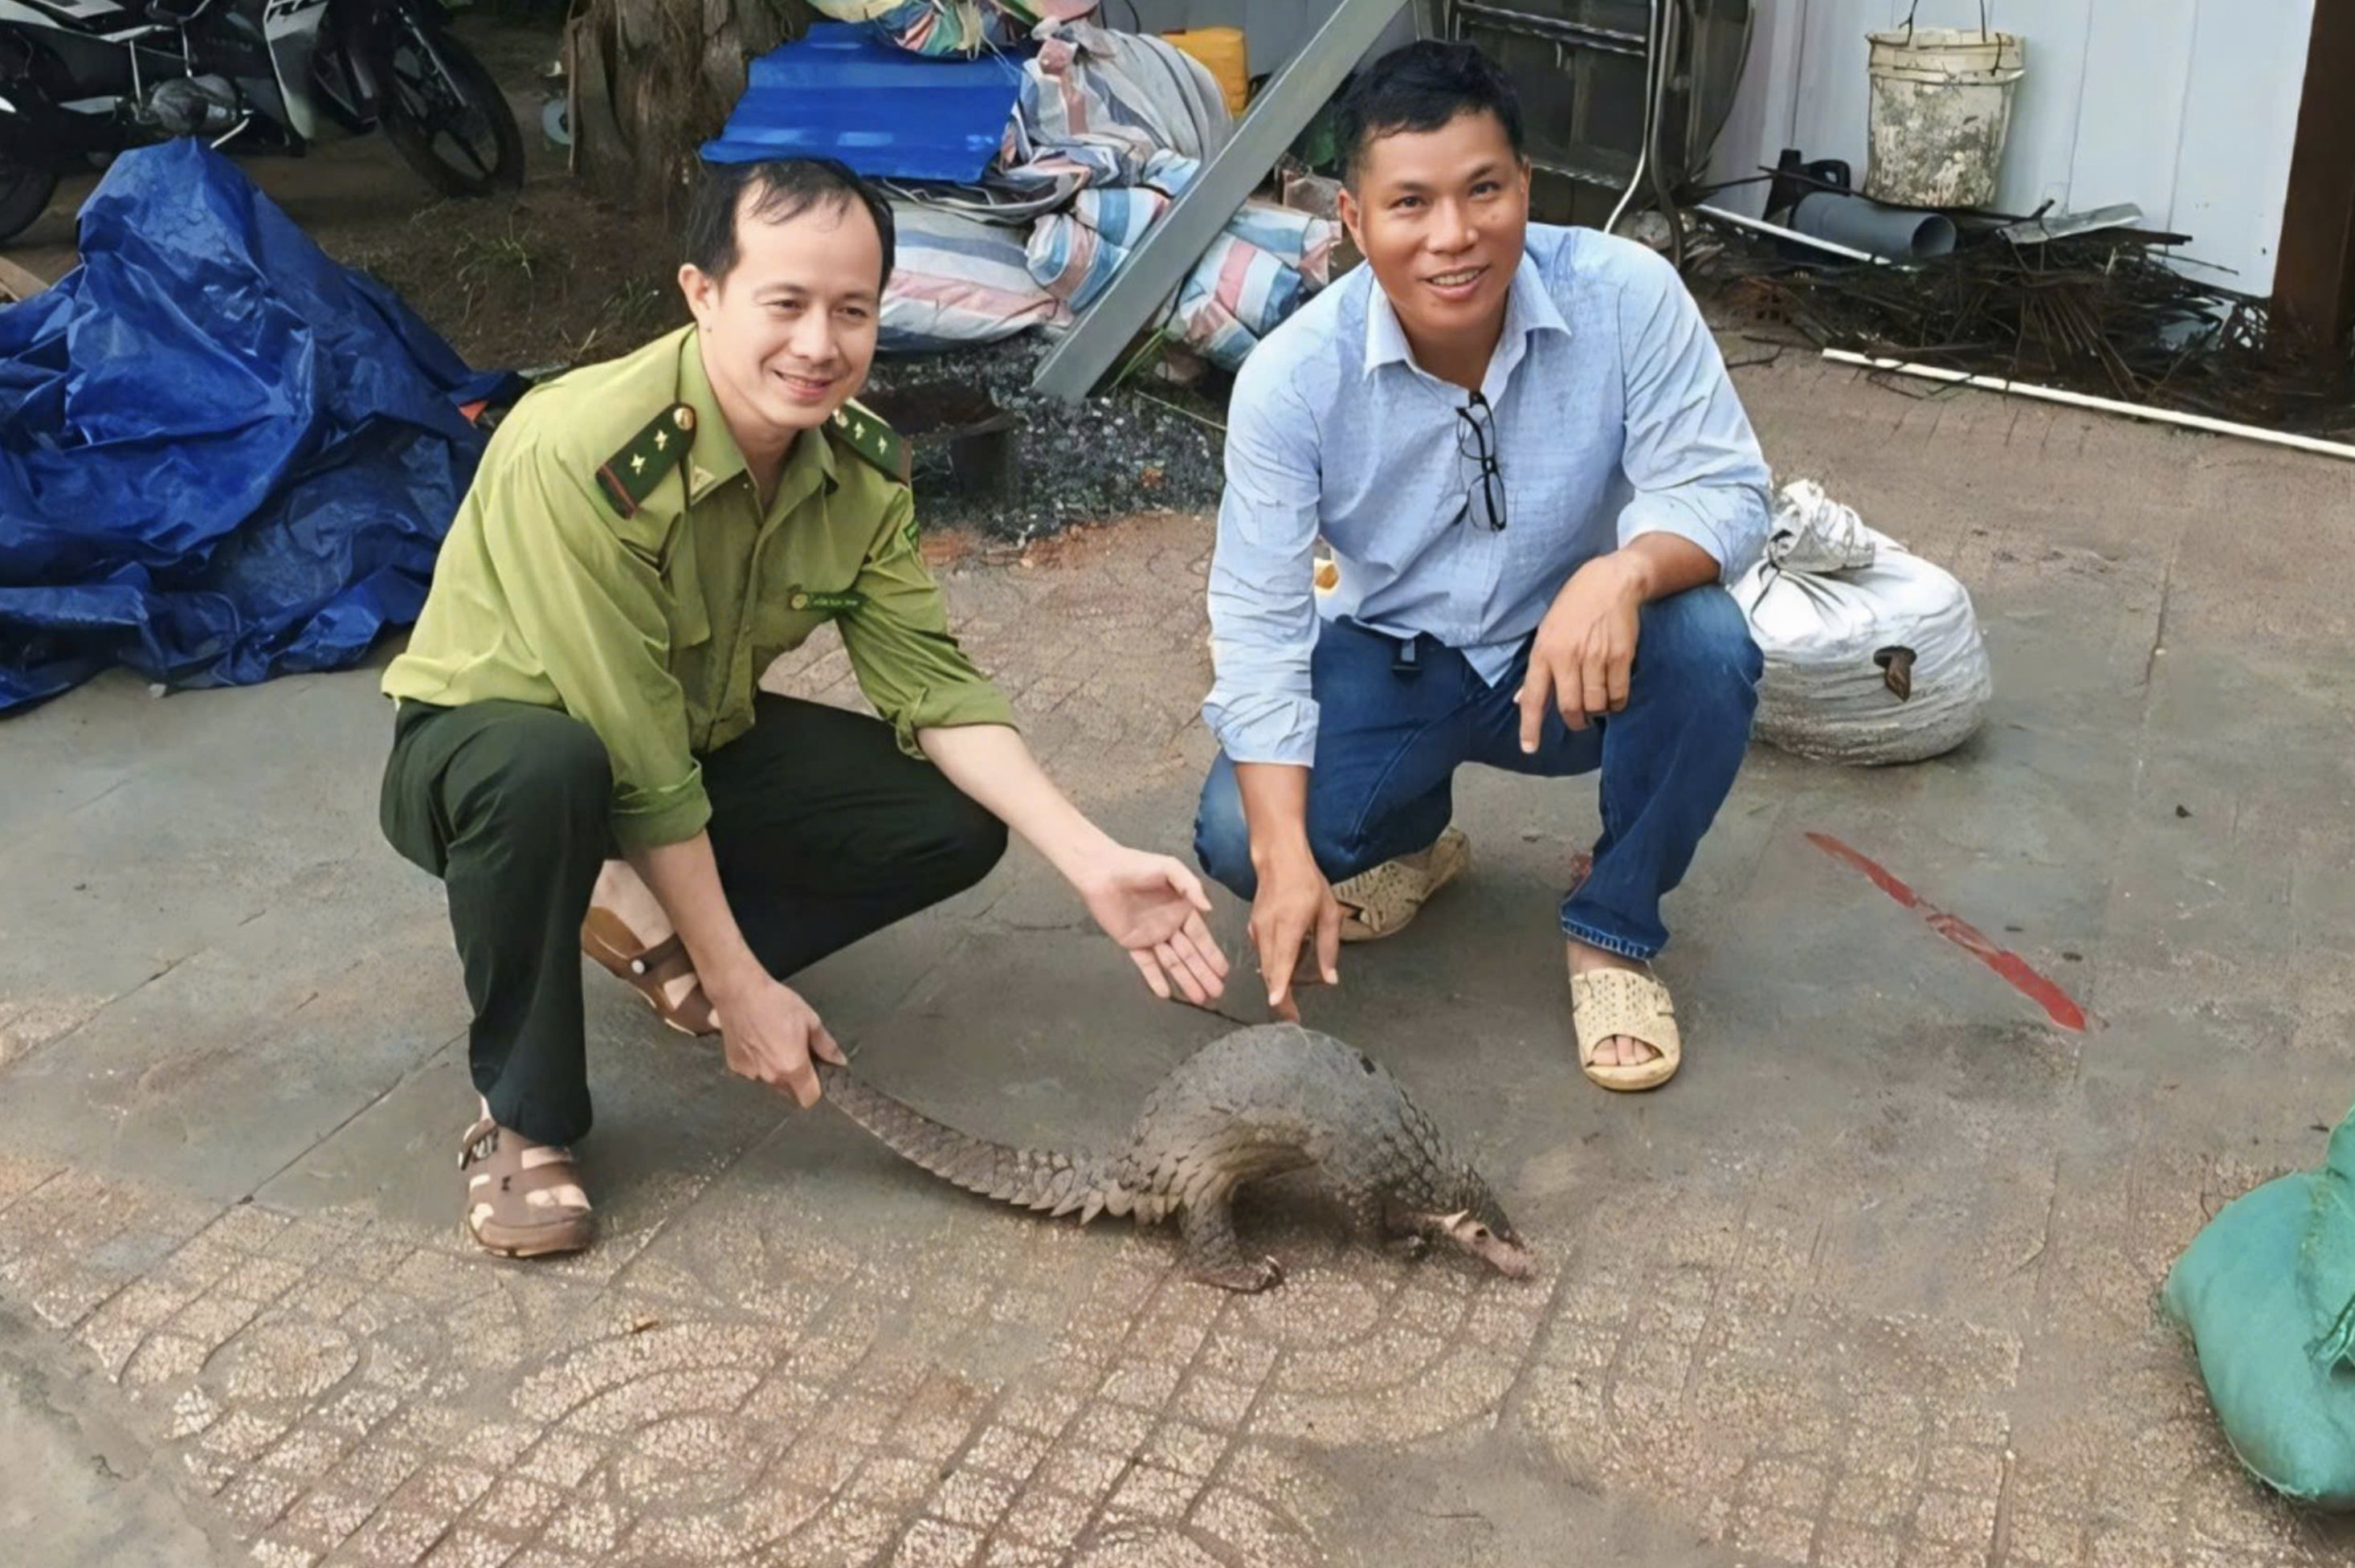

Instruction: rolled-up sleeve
[840,490,1015,757]
[1610,247,1771,578]
[1202,357,1324,768]
[480,446,710,851]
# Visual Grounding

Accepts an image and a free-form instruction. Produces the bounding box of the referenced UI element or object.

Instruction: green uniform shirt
[382,325,1014,851]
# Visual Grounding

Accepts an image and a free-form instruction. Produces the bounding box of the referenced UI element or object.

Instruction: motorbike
[0,0,524,244]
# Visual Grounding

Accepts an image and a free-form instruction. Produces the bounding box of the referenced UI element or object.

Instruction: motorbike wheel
[0,162,59,247]
[371,27,525,199]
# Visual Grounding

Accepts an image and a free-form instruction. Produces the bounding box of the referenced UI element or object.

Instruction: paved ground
[8,317,2355,1568]
[0,1298,235,1565]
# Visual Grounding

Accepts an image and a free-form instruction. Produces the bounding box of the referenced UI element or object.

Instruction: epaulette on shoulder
[828,398,911,484]
[595,402,697,517]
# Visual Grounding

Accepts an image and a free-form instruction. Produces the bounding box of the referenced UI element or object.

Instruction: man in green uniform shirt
[378,157,1229,1259]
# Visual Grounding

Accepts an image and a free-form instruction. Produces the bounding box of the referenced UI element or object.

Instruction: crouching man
[379,157,1227,1258]
[1194,42,1769,1091]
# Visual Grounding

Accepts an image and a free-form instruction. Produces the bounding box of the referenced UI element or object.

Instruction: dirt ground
[8,12,691,375]
[324,13,700,375]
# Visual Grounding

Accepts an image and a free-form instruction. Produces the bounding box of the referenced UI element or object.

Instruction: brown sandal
[1331,826,1471,942]
[459,1117,596,1258]
[581,907,717,1036]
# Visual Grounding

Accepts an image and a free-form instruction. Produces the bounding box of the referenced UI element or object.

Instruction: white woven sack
[1732,481,1992,766]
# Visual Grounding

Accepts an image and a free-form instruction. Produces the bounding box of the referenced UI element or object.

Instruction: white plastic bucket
[1863,25,2026,209]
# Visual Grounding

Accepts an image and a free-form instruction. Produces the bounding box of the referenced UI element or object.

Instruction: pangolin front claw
[1189,1255,1287,1293]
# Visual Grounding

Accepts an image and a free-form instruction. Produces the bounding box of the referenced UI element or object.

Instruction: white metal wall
[1705,0,2316,294]
[1104,0,1418,80]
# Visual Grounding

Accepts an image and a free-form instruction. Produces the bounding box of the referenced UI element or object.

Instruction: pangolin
[815,1023,1534,1292]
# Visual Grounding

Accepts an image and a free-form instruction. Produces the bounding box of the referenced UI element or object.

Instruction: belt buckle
[1390,635,1422,677]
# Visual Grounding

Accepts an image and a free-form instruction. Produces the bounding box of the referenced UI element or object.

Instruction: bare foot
[592,861,712,1021]
[1565,940,1663,1070]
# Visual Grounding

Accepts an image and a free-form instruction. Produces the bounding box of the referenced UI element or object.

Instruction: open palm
[1077,847,1231,1007]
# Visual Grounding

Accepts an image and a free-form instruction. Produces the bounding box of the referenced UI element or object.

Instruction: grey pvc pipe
[1790,190,1957,260]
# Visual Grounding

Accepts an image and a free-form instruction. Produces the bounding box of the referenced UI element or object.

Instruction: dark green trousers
[379,693,1007,1145]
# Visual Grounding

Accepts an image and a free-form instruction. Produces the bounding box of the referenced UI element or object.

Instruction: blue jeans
[1194,586,1764,960]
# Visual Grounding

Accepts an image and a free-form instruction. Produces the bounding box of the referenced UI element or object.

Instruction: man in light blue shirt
[1194,40,1769,1093]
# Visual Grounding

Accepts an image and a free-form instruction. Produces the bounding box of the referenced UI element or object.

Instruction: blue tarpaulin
[0,139,515,715]
[700,22,1027,183]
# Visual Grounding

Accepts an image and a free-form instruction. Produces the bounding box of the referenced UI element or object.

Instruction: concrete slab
[0,672,418,1074]
[0,851,457,1203]
[0,1301,233,1567]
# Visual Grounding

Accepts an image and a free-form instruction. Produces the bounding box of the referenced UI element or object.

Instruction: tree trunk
[566,0,818,214]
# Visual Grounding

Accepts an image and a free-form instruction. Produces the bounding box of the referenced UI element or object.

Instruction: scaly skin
[815,1024,1531,1292]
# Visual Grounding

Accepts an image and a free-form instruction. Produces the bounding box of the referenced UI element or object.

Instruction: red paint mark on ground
[1806,832,2093,1033]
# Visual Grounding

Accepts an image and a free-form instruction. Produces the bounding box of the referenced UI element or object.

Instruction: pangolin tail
[816,1063,1126,1223]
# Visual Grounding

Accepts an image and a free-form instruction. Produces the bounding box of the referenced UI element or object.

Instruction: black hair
[1333,40,1525,186]
[684,157,897,291]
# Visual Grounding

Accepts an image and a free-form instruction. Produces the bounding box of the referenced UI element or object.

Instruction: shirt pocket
[661,536,712,652]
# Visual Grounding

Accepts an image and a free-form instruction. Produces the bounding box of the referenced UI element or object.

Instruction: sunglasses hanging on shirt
[1455,391,1507,533]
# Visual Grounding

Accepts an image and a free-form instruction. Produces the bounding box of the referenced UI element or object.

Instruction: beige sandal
[582,907,717,1036]
[1567,964,1682,1092]
[459,1117,596,1258]
[1332,827,1471,942]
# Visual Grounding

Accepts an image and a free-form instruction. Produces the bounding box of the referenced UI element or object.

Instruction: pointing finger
[1313,896,1342,988]
[1259,913,1304,1012]
[1518,660,1556,752]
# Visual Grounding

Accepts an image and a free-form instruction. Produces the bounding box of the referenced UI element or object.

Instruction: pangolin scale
[815,1023,1532,1291]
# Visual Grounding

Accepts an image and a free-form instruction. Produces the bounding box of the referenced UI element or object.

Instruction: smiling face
[1337,107,1531,376]
[678,185,884,465]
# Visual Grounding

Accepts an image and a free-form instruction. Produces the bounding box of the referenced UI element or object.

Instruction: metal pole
[1822,349,2355,463]
[1690,202,1892,266]
[1029,0,1415,404]
[1602,0,1667,237]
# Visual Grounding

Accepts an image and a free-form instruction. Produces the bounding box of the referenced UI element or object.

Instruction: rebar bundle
[1695,215,2355,439]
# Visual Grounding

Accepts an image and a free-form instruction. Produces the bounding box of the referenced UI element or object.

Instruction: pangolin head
[1426,1166,1533,1280]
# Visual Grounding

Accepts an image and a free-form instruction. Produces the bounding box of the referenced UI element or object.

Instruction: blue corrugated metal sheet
[700,23,1029,184]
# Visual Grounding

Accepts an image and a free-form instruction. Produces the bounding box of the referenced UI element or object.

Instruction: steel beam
[2274,0,2355,355]
[1029,0,1416,403]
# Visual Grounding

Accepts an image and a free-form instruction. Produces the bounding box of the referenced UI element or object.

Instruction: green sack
[2161,1110,2355,1508]
[2305,1108,2355,1368]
